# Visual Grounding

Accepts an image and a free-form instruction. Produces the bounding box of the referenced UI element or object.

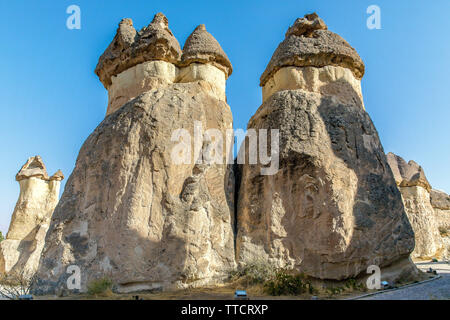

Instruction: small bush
[264,270,314,296]
[326,286,345,296]
[438,226,448,237]
[0,271,36,300]
[229,261,276,285]
[87,277,113,296]
[344,278,365,291]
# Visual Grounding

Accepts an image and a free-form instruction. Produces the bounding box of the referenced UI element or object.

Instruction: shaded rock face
[34,14,235,294]
[237,91,414,279]
[387,153,444,258]
[236,14,414,280]
[0,156,63,276]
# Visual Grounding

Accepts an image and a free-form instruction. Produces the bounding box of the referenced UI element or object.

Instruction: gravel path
[360,262,450,300]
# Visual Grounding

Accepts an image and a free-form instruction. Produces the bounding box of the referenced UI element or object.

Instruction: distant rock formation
[0,156,63,276]
[387,152,449,259]
[236,13,415,280]
[430,189,450,233]
[34,13,235,294]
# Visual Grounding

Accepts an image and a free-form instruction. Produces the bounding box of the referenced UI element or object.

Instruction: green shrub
[264,270,314,296]
[344,278,365,291]
[229,261,276,285]
[87,277,113,296]
[326,286,345,296]
[0,231,4,242]
[438,226,448,237]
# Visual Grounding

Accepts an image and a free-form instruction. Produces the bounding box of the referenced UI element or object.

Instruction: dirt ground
[23,260,449,300]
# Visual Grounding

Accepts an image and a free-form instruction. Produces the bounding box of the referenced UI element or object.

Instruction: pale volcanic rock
[430,189,450,258]
[387,153,444,259]
[0,156,63,276]
[262,65,364,108]
[236,14,415,280]
[431,189,450,232]
[107,60,178,115]
[34,15,235,294]
[400,185,443,258]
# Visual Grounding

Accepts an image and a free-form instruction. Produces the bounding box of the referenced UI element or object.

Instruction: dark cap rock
[180,24,232,78]
[386,152,432,192]
[49,169,65,181]
[260,13,364,86]
[95,13,182,88]
[430,189,450,210]
[16,156,49,181]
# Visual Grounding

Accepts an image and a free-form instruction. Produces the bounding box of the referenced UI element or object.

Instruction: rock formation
[34,13,235,294]
[0,156,63,276]
[431,189,450,260]
[387,152,449,259]
[430,189,450,233]
[236,13,415,280]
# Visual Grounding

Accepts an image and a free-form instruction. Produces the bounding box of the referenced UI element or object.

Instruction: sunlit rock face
[236,13,415,280]
[0,156,63,276]
[33,13,235,294]
[387,153,449,259]
[430,189,450,233]
[262,65,364,109]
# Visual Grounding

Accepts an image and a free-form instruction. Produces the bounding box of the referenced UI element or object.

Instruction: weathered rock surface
[0,156,63,276]
[236,14,415,280]
[431,189,450,212]
[431,189,450,230]
[398,186,442,258]
[34,14,235,294]
[387,153,446,259]
[260,13,364,88]
[430,189,450,259]
[179,24,232,78]
[95,13,182,89]
[386,153,431,192]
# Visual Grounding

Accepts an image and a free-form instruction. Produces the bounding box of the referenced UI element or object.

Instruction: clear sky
[0,0,449,234]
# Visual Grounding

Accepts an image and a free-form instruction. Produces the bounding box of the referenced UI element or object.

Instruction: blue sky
[0,0,449,234]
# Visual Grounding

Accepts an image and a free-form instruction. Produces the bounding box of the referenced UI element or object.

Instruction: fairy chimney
[0,156,63,276]
[95,13,182,116]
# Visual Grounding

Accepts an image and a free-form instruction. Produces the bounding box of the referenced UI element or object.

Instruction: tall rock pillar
[34,13,235,294]
[387,152,444,259]
[0,156,63,276]
[236,13,415,280]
